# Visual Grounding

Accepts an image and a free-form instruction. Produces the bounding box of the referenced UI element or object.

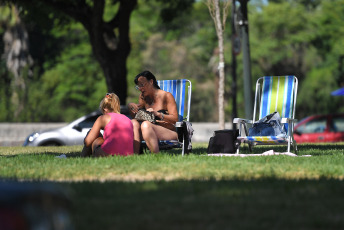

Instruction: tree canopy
[0,0,343,122]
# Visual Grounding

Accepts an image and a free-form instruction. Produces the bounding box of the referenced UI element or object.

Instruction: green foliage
[0,59,11,121]
[21,20,106,122]
[298,67,343,116]
[155,0,195,38]
[191,80,218,122]
[33,42,105,122]
[127,1,220,121]
[249,0,344,118]
[250,2,312,76]
[1,0,344,122]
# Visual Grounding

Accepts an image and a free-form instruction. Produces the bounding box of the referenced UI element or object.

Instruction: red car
[293,114,344,143]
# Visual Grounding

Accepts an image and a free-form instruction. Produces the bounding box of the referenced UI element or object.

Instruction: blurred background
[0,0,343,128]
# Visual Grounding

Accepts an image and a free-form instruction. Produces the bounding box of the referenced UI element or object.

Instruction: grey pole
[231,0,238,128]
[238,0,253,119]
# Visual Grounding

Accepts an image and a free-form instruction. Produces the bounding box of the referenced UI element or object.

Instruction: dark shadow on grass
[237,143,344,156]
[0,155,17,158]
[0,152,83,158]
[44,152,82,158]
[55,178,344,230]
[297,143,344,153]
[160,147,208,156]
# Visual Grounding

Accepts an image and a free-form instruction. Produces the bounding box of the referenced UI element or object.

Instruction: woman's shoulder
[100,113,112,122]
[95,114,111,128]
[160,90,175,102]
[159,89,174,98]
[108,112,123,117]
[109,112,131,120]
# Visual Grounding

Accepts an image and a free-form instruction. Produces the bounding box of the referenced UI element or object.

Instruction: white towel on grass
[208,150,311,157]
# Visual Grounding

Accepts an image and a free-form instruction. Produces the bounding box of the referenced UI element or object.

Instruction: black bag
[207,129,239,154]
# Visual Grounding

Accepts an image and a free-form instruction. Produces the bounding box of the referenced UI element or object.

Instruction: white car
[23,107,129,146]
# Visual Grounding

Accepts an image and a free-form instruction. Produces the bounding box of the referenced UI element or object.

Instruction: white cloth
[208,150,311,157]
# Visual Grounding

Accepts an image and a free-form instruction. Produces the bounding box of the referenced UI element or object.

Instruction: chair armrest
[281,118,298,123]
[233,118,253,124]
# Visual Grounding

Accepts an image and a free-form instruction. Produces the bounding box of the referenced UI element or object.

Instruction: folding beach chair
[233,75,298,153]
[141,79,192,156]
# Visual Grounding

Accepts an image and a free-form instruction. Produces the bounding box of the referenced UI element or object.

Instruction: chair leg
[292,134,298,154]
[293,137,298,154]
[248,143,253,152]
[242,123,253,152]
[236,142,252,154]
[182,140,185,156]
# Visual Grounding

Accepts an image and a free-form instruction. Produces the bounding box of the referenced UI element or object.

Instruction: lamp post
[237,0,253,119]
[231,0,238,128]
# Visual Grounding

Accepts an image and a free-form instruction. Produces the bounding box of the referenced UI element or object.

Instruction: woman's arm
[127,102,140,117]
[84,116,104,147]
[128,95,145,118]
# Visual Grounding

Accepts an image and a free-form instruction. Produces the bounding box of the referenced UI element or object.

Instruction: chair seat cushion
[238,136,287,144]
[159,140,182,150]
[141,140,182,150]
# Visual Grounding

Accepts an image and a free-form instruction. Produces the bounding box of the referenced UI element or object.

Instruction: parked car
[23,107,130,147]
[293,114,344,143]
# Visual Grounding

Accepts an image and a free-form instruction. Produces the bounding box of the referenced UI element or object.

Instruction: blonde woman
[83,93,134,157]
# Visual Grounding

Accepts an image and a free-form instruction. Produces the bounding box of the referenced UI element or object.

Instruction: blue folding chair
[234,75,298,153]
[142,79,192,156]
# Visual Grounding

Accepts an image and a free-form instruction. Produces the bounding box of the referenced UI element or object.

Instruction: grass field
[1,143,344,229]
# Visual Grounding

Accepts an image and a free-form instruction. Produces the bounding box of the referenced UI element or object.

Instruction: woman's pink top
[101,113,134,156]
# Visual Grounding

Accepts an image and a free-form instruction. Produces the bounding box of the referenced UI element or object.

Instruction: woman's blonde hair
[99,93,121,114]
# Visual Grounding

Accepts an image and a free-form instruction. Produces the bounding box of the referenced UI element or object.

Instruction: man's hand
[128,103,139,114]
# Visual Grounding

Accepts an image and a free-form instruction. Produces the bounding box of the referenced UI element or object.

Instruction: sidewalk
[0,123,67,146]
[0,122,233,146]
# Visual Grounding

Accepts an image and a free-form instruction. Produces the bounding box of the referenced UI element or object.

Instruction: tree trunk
[33,0,138,105]
[2,5,33,120]
[214,0,225,130]
[82,0,137,105]
[97,51,128,105]
[206,0,229,129]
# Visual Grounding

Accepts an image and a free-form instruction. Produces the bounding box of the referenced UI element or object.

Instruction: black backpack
[207,129,239,154]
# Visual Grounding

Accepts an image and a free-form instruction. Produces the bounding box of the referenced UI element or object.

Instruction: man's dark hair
[134,70,160,89]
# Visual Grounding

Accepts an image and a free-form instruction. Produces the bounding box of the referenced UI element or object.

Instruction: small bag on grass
[207,129,239,154]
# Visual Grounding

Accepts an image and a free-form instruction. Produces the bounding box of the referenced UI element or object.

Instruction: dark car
[293,114,344,143]
[24,107,130,146]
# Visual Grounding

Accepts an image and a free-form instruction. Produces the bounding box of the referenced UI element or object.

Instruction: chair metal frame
[234,75,298,154]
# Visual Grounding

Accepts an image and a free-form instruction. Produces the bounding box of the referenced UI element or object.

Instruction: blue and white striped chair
[234,75,298,153]
[142,79,192,156]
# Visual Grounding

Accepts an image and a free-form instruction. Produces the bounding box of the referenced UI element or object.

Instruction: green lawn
[0,143,344,229]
